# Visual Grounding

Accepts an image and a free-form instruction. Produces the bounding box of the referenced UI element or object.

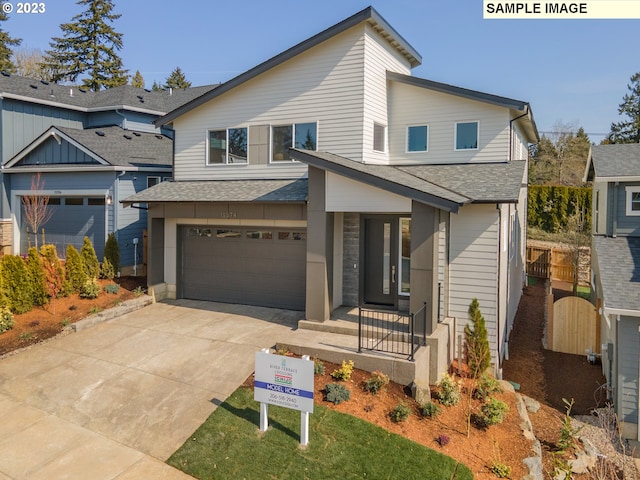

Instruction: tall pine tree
[130,70,144,88]
[608,72,640,144]
[41,0,128,91]
[0,11,21,73]
[163,67,191,90]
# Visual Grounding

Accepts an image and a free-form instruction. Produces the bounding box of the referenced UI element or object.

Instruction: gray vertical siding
[618,316,640,424]
[613,181,640,237]
[342,213,360,306]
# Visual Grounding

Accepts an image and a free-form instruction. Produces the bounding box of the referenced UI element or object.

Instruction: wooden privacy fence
[548,296,599,355]
[526,245,577,283]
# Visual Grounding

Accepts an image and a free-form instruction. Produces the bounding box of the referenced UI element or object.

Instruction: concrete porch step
[276,328,429,386]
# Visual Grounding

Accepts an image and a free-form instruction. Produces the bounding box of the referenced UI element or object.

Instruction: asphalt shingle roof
[123,178,309,204]
[0,73,218,113]
[590,144,640,178]
[8,126,173,169]
[594,235,640,312]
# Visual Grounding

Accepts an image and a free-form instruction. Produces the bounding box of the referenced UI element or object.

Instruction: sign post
[254,349,314,446]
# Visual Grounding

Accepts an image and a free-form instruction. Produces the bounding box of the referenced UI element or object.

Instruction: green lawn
[168,387,473,480]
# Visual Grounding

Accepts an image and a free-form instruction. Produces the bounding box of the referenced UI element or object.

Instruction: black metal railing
[358,302,427,361]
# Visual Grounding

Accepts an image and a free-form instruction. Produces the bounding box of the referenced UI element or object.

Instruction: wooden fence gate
[548,296,599,355]
[526,245,578,284]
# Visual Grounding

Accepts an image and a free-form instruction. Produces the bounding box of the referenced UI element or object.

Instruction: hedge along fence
[528,186,592,233]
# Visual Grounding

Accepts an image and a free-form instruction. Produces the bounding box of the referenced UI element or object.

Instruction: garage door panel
[181,225,306,310]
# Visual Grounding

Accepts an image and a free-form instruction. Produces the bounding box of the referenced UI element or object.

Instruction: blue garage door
[20,196,106,259]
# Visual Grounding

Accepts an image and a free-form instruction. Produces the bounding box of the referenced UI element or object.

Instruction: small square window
[147,176,160,188]
[88,197,105,206]
[455,122,478,150]
[208,128,248,165]
[626,186,640,216]
[65,197,83,206]
[294,123,317,151]
[246,230,273,240]
[407,125,428,152]
[373,123,386,152]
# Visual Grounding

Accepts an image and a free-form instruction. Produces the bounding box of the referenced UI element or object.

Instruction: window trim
[454,121,479,151]
[270,122,318,163]
[206,127,249,166]
[373,122,386,153]
[147,176,161,188]
[625,186,640,216]
[406,125,429,153]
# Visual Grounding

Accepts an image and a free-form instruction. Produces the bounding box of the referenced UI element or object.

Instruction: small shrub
[104,283,120,295]
[558,398,582,452]
[325,383,351,405]
[80,277,101,299]
[0,307,14,333]
[0,254,34,314]
[104,233,120,275]
[436,434,450,446]
[330,359,354,381]
[40,244,66,299]
[420,401,441,418]
[465,298,491,378]
[133,286,144,297]
[274,347,292,356]
[100,258,115,280]
[478,398,509,427]
[314,358,325,375]
[390,403,411,423]
[89,306,102,315]
[364,370,389,395]
[489,461,511,478]
[436,372,461,406]
[61,317,71,327]
[26,247,47,306]
[65,244,86,292]
[81,237,100,280]
[19,332,32,342]
[474,374,502,401]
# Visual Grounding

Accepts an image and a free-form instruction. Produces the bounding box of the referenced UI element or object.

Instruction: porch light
[106,195,113,205]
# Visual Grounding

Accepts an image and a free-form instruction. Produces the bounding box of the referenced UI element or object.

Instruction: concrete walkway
[0,299,302,479]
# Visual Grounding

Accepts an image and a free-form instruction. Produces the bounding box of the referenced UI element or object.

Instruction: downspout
[496,203,502,374]
[612,182,618,237]
[509,106,530,163]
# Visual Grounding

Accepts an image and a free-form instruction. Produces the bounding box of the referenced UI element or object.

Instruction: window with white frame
[271,122,317,162]
[147,176,160,188]
[626,186,640,216]
[455,121,479,150]
[208,128,248,165]
[373,123,386,152]
[407,125,428,152]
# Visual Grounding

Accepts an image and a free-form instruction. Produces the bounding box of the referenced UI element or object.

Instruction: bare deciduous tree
[22,173,54,249]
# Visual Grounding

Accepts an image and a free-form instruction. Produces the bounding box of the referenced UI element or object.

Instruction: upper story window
[455,121,479,150]
[407,125,428,152]
[208,128,248,165]
[272,122,317,162]
[373,123,386,152]
[147,176,160,188]
[625,186,640,216]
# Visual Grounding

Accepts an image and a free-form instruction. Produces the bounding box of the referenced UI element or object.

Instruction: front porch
[277,306,455,386]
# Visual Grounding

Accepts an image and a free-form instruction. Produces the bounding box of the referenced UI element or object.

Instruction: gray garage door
[20,196,106,258]
[180,226,306,310]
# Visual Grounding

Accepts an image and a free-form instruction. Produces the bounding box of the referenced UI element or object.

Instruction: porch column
[306,166,332,321]
[410,200,439,335]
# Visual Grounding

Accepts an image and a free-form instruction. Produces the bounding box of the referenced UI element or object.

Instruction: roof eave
[156,7,422,128]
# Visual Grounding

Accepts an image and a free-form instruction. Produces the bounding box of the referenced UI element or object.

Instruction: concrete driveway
[0,299,302,479]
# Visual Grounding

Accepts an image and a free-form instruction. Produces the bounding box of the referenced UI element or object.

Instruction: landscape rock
[522,395,541,413]
[410,381,431,405]
[523,456,543,480]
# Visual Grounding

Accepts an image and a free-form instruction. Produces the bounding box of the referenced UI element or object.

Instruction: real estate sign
[254,351,314,413]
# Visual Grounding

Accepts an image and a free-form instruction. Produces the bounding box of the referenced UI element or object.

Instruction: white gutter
[2,165,171,174]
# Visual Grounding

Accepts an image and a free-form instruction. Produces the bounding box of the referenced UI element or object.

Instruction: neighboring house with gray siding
[125,7,538,383]
[585,143,640,440]
[0,73,215,269]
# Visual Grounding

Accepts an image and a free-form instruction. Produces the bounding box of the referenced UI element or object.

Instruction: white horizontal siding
[387,81,510,165]
[449,204,499,361]
[173,25,368,181]
[361,25,412,165]
[325,172,411,212]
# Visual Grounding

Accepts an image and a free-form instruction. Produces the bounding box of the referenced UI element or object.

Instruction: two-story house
[125,7,538,383]
[585,143,640,440]
[0,74,214,270]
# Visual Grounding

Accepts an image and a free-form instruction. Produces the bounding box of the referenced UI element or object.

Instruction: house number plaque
[220,211,237,219]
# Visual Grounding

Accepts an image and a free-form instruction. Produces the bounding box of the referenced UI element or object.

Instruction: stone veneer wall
[0,220,12,255]
[342,213,359,306]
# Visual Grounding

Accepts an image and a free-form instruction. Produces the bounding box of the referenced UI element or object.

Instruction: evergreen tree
[130,70,144,88]
[40,244,66,299]
[65,244,87,292]
[0,255,33,314]
[464,298,491,378]
[0,11,21,73]
[103,233,120,275]
[151,80,162,91]
[81,237,100,279]
[163,67,191,90]
[26,247,48,306]
[608,72,640,144]
[40,0,128,91]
